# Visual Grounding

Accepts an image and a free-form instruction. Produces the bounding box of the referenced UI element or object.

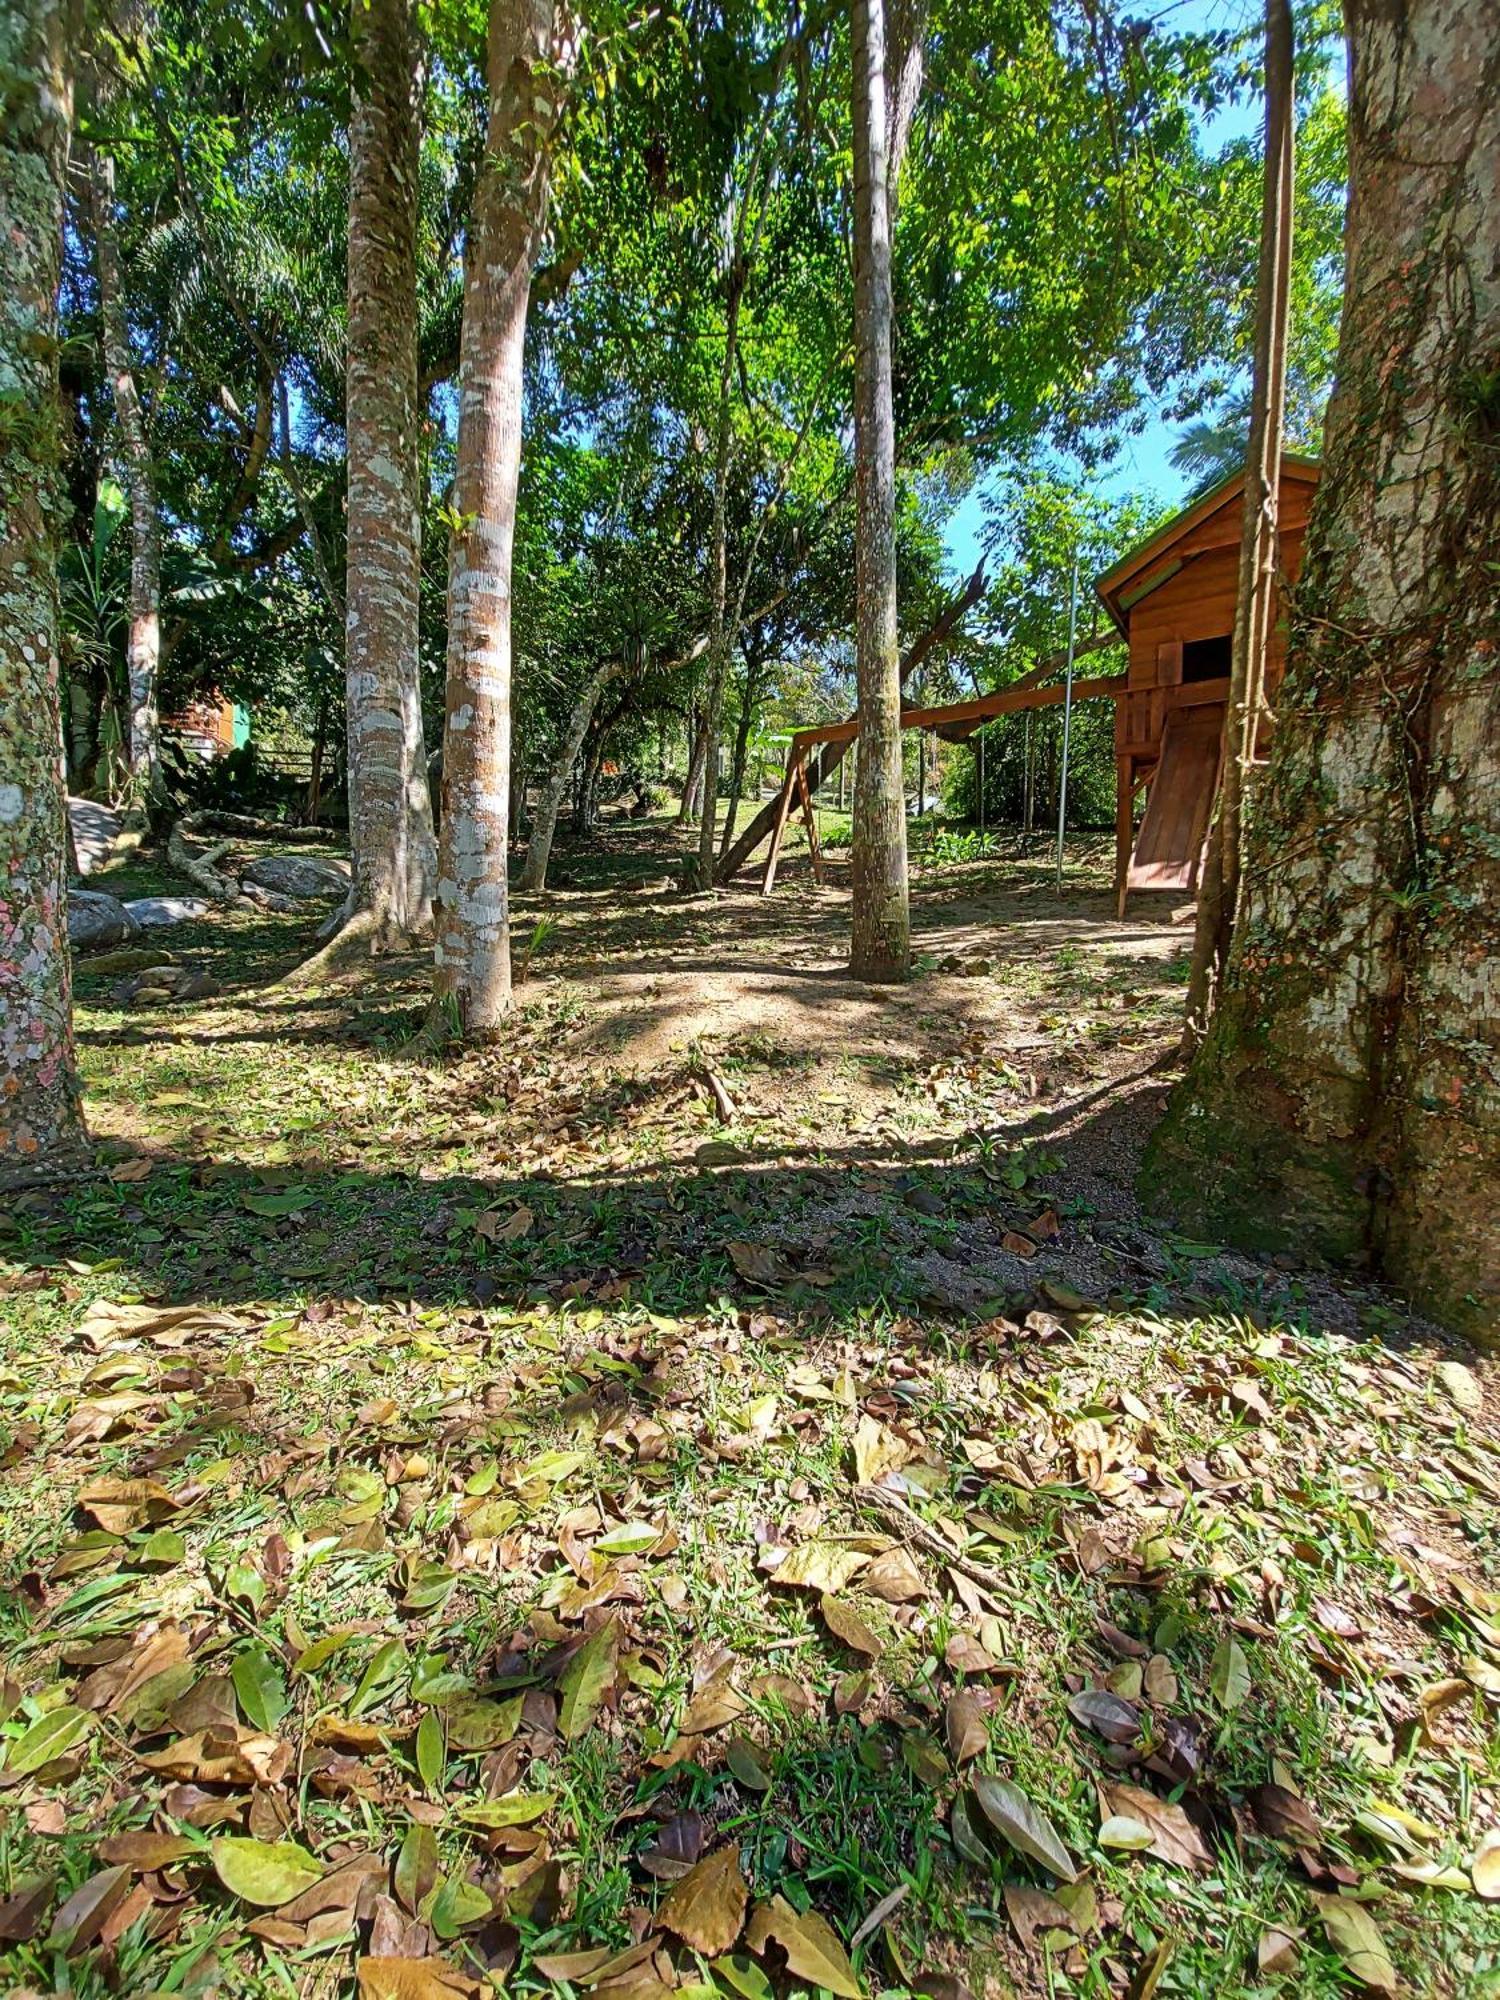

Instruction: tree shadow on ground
[7,1077,1462,1363]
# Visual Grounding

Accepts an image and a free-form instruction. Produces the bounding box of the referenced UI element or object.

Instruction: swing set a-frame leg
[761,754,799,896]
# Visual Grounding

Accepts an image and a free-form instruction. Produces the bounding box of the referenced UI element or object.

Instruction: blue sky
[942,0,1270,573]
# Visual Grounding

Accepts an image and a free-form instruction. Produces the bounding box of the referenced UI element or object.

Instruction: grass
[0,815,1497,1999]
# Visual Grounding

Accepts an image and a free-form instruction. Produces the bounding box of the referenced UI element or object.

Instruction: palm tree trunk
[90,149,162,814]
[0,0,90,1185]
[848,0,908,979]
[344,0,437,948]
[432,0,567,1035]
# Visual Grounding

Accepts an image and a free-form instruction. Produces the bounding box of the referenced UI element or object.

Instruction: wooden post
[796,752,824,884]
[1115,753,1133,917]
[761,753,799,895]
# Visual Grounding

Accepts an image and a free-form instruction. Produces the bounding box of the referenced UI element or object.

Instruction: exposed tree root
[167,817,237,900]
[274,908,382,992]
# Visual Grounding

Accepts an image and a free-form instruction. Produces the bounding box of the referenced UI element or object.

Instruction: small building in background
[1094,454,1320,913]
[163,692,250,762]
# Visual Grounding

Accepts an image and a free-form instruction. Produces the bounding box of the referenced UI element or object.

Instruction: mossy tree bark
[0,0,90,1186]
[848,0,908,980]
[1146,0,1500,1341]
[344,0,437,950]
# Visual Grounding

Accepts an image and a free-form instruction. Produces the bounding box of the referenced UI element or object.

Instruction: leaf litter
[2,841,1498,1997]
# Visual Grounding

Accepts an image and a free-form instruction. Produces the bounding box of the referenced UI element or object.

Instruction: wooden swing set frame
[758,669,1127,894]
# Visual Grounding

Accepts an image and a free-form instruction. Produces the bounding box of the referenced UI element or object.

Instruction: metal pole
[978,727,985,834]
[1055,550,1080,888]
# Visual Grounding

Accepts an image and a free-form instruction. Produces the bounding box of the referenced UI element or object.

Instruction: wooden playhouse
[1096,452,1319,913]
[756,454,1320,914]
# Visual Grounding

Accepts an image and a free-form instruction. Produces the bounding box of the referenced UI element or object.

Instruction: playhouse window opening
[1181,634,1232,683]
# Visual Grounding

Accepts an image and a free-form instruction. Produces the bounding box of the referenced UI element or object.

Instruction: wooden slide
[1125,700,1224,908]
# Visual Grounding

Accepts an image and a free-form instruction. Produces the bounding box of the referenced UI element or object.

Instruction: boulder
[241,853,351,901]
[123,895,212,929]
[69,890,140,952]
[68,797,122,876]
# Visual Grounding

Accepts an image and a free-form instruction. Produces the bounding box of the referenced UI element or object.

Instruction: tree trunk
[0,0,90,1186]
[694,272,744,886]
[432,0,565,1036]
[519,662,620,892]
[1183,0,1293,1046]
[576,732,603,834]
[848,0,910,978]
[718,655,761,859]
[1146,0,1500,1341]
[678,711,706,825]
[90,149,162,814]
[344,0,437,949]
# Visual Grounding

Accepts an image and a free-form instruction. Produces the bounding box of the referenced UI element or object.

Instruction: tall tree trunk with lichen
[344,0,437,949]
[90,148,162,814]
[1145,0,1500,1342]
[848,0,908,980]
[432,0,566,1035]
[1182,0,1293,1044]
[0,0,90,1185]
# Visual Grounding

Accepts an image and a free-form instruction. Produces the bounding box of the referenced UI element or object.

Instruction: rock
[241,853,351,901]
[83,947,177,977]
[114,964,220,1006]
[238,881,295,911]
[123,896,212,929]
[68,797,122,876]
[69,890,140,951]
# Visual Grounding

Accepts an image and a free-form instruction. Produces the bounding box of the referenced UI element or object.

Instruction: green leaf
[425,1874,492,1939]
[137,1527,186,1568]
[972,1775,1079,1881]
[594,1521,660,1556]
[5,1705,94,1777]
[415,1709,445,1792]
[348,1640,407,1718]
[224,1556,265,1613]
[711,1954,775,2000]
[292,1629,355,1676]
[241,1188,315,1216]
[1209,1636,1251,1711]
[394,1823,438,1916]
[231,1644,288,1733]
[210,1837,324,1907]
[460,1790,557,1827]
[558,1619,618,1740]
[401,1560,456,1612]
[446,1693,522,1751]
[410,1654,471,1706]
[726,1736,773,1792]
